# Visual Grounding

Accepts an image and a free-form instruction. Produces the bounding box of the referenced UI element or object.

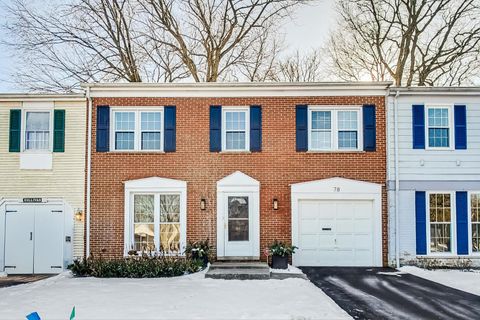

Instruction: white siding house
[387,87,480,266]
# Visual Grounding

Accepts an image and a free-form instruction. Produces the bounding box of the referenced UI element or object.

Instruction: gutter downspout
[85,86,92,257]
[394,90,400,268]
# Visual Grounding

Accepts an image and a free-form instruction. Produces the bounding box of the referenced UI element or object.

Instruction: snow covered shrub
[184,239,212,267]
[69,255,203,278]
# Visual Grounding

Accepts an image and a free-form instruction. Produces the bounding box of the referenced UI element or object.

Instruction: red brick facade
[88,95,388,265]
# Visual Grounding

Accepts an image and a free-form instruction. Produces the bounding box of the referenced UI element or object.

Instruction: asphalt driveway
[301,267,480,320]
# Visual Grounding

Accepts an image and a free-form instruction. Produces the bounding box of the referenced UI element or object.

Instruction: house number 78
[333,187,340,192]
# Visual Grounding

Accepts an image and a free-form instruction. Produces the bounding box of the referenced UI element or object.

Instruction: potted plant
[268,240,298,269]
[185,239,212,268]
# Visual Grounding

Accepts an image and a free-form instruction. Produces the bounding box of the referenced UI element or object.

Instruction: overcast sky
[0,0,336,92]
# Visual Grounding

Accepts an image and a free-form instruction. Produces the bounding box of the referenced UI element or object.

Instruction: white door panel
[4,205,35,274]
[297,200,374,266]
[34,205,64,273]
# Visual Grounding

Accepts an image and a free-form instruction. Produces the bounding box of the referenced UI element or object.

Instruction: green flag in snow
[70,306,75,320]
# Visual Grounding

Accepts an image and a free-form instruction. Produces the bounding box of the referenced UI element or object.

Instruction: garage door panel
[296,199,375,267]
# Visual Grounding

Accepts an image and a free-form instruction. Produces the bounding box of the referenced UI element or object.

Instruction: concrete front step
[206,261,270,279]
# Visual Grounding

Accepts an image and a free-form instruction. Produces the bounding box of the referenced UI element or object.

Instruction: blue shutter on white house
[164,106,176,152]
[456,191,469,255]
[96,105,110,152]
[412,105,425,149]
[415,191,427,255]
[454,105,467,150]
[210,105,222,152]
[250,105,262,152]
[296,105,308,152]
[363,104,376,151]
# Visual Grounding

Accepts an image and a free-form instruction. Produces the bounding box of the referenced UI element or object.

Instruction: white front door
[223,193,256,257]
[4,205,35,274]
[297,200,374,266]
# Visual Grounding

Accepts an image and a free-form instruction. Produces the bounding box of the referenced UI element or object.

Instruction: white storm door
[224,194,254,257]
[34,205,64,273]
[4,205,35,274]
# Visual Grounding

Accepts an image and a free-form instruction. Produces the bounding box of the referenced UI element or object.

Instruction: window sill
[219,151,252,154]
[306,150,366,154]
[106,150,166,154]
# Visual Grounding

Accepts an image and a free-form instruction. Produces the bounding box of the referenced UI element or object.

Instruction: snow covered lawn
[400,266,480,296]
[0,271,350,320]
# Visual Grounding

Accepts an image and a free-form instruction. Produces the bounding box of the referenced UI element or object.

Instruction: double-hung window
[471,193,480,253]
[426,106,452,149]
[132,193,181,253]
[222,107,249,151]
[428,193,453,253]
[308,107,362,151]
[112,108,163,151]
[25,111,51,151]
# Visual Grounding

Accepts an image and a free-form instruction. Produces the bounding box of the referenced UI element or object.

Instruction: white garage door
[296,200,374,266]
[4,204,65,274]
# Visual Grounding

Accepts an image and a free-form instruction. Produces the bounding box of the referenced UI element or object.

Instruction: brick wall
[88,95,388,265]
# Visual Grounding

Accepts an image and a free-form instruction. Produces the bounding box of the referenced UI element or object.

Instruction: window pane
[160,195,180,222]
[228,220,249,241]
[338,131,358,149]
[115,132,134,150]
[25,112,50,150]
[228,197,249,219]
[160,223,180,253]
[473,224,480,253]
[225,111,246,131]
[311,131,331,149]
[428,128,449,147]
[115,112,135,131]
[141,132,161,150]
[472,194,480,252]
[428,108,448,127]
[134,224,155,251]
[134,195,154,223]
[311,111,331,130]
[226,132,246,150]
[338,111,358,130]
[430,224,451,252]
[141,112,161,131]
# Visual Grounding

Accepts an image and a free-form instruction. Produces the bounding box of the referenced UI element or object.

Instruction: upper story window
[25,111,51,151]
[222,107,249,151]
[426,106,452,149]
[111,108,163,151]
[308,107,362,151]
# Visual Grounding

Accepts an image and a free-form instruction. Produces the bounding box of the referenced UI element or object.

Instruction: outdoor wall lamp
[273,198,279,210]
[75,208,84,221]
[200,198,206,210]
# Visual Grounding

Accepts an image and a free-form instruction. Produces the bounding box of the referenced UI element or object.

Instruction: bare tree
[268,49,325,82]
[140,0,311,83]
[327,0,480,86]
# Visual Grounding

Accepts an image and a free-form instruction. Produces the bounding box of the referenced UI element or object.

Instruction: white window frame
[426,191,456,256]
[110,107,164,152]
[221,106,250,152]
[468,191,480,255]
[21,109,54,153]
[124,177,187,256]
[425,104,454,151]
[308,106,363,151]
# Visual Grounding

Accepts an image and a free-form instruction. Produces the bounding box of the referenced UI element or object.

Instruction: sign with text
[23,198,43,203]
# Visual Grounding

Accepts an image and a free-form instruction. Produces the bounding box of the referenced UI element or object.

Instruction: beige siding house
[0,94,86,274]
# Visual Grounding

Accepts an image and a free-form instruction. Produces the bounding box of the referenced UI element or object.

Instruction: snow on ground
[400,266,480,296]
[270,264,303,274]
[0,271,350,320]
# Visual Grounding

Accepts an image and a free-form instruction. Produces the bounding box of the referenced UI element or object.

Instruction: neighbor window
[112,109,163,151]
[132,193,181,253]
[25,111,51,151]
[222,108,249,151]
[471,193,480,253]
[427,106,451,148]
[429,193,452,253]
[309,107,361,151]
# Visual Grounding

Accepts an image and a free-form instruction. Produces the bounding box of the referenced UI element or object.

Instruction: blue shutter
[210,105,221,152]
[456,191,469,255]
[415,191,427,255]
[250,105,262,152]
[363,104,376,151]
[164,106,176,152]
[454,105,467,150]
[296,105,308,152]
[412,105,425,149]
[96,105,110,152]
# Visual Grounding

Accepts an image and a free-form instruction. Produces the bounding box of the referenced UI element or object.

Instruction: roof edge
[0,93,85,102]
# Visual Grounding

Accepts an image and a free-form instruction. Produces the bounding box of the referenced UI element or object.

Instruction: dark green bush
[68,255,203,278]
